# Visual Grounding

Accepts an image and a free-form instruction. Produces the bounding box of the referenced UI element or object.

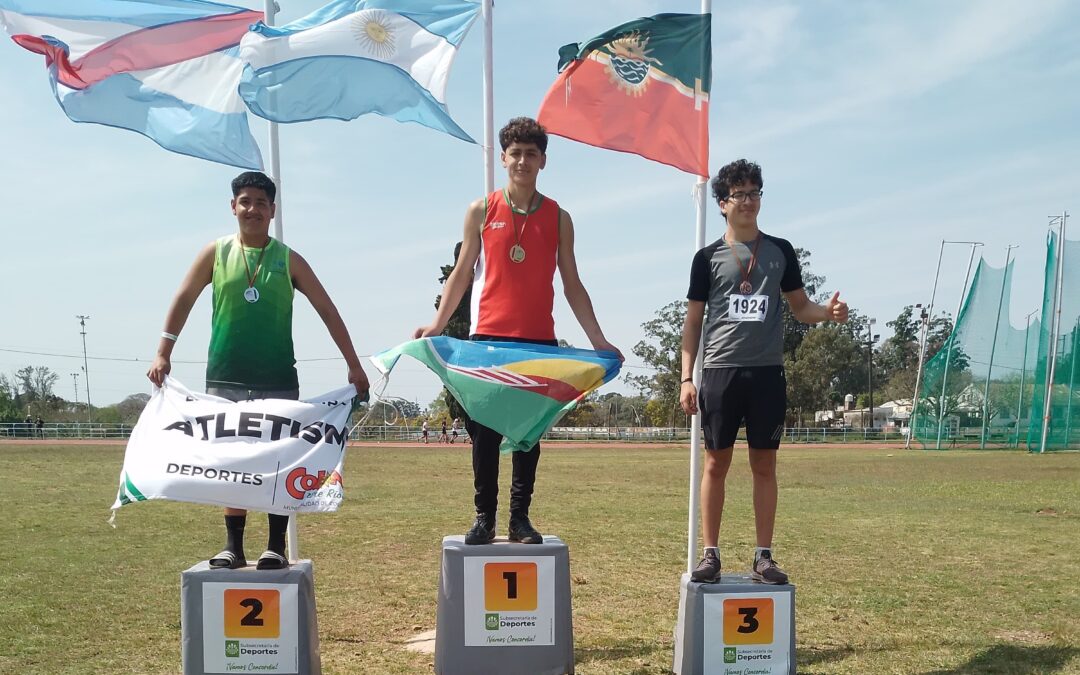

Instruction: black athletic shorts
[698,366,786,450]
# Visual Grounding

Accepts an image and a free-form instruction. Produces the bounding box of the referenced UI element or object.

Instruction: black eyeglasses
[725,190,763,204]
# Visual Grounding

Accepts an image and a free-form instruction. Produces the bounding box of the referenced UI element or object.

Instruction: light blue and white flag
[239,0,478,142]
[0,0,265,169]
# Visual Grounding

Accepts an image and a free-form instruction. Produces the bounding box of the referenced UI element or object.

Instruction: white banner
[112,377,355,516]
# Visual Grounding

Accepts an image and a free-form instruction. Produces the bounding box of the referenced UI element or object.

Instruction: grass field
[0,443,1078,674]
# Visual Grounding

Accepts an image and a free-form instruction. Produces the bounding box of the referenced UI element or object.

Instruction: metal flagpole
[980,245,1017,448]
[907,240,981,448]
[1040,212,1068,453]
[906,240,945,448]
[687,0,711,573]
[936,242,982,449]
[1065,317,1078,448]
[265,0,284,241]
[1014,309,1037,447]
[262,0,297,560]
[481,0,494,194]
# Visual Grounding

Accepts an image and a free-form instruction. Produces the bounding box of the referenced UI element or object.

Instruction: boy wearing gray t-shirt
[679,159,849,584]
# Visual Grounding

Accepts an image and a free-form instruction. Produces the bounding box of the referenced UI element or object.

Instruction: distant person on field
[440,420,449,444]
[36,416,44,440]
[422,420,430,444]
[147,171,369,571]
[680,159,848,585]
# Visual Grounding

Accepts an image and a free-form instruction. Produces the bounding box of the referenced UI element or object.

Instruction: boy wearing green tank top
[147,171,369,570]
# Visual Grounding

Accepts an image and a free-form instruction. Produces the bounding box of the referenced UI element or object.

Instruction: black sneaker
[508,515,543,544]
[751,550,789,585]
[464,514,495,545]
[691,549,721,583]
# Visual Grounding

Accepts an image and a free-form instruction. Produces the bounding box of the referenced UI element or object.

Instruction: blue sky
[1,0,1078,408]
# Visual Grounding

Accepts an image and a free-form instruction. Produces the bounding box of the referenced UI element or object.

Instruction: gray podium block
[674,572,796,675]
[181,559,321,675]
[435,535,574,675]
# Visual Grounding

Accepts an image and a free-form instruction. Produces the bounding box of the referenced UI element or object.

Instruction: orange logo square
[224,589,280,638]
[483,562,538,611]
[723,597,774,645]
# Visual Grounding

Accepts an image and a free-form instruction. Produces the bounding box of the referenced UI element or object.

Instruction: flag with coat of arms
[537,13,711,176]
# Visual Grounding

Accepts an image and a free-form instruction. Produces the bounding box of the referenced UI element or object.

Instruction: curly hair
[499,117,548,153]
[231,171,277,203]
[711,159,763,207]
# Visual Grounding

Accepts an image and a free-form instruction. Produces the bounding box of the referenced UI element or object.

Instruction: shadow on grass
[575,638,669,673]
[924,644,1080,674]
[796,645,857,671]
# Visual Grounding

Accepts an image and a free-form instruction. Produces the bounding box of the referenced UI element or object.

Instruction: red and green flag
[537,13,711,176]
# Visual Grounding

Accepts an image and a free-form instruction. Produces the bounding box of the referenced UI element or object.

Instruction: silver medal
[244,286,260,303]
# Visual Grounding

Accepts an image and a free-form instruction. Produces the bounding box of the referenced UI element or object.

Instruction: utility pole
[71,372,80,408]
[867,319,879,431]
[76,315,92,424]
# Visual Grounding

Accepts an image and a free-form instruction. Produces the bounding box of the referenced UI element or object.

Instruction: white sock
[703,546,720,559]
[755,547,771,561]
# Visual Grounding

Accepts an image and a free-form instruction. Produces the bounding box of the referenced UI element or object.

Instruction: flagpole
[687,0,711,574]
[481,0,494,193]
[263,0,296,560]
[264,0,284,242]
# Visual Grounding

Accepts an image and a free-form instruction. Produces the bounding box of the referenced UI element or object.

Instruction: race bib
[728,294,768,322]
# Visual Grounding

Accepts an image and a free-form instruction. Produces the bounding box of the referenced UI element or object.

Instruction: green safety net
[1027,231,1080,451]
[912,230,1078,450]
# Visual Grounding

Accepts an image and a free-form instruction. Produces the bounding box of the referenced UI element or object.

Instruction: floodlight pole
[1014,309,1037,448]
[935,243,982,449]
[1040,212,1068,453]
[76,315,92,424]
[980,245,1018,448]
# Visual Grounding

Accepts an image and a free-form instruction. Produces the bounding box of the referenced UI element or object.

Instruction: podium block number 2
[224,589,281,639]
[723,597,774,645]
[483,562,537,611]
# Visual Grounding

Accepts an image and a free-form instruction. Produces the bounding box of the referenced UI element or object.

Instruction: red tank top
[470,189,560,340]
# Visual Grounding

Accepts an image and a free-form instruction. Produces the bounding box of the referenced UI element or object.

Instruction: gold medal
[509,244,526,263]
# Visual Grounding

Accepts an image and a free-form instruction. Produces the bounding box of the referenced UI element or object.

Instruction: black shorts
[698,366,786,450]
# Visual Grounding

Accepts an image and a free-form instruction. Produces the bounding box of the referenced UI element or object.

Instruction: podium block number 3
[224,589,281,639]
[723,597,774,645]
[484,562,538,611]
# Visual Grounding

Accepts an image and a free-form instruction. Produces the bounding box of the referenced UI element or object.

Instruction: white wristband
[161,331,178,342]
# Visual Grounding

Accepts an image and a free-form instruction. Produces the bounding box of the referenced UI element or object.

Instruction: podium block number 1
[224,589,281,639]
[484,562,538,611]
[723,597,773,645]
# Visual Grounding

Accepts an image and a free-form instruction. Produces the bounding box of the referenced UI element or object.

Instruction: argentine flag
[239,0,478,143]
[0,0,265,169]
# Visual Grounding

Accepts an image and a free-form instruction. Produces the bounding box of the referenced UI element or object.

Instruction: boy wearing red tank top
[414,117,623,545]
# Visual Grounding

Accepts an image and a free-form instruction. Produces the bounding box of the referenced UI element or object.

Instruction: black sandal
[209,550,247,569]
[256,550,288,570]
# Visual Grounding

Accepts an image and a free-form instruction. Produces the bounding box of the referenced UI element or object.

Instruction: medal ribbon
[239,237,269,290]
[507,188,535,257]
[727,233,762,292]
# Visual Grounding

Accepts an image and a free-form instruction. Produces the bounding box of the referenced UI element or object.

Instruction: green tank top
[206,235,298,390]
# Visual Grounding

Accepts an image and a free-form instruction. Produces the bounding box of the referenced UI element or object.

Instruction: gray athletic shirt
[687,233,803,368]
